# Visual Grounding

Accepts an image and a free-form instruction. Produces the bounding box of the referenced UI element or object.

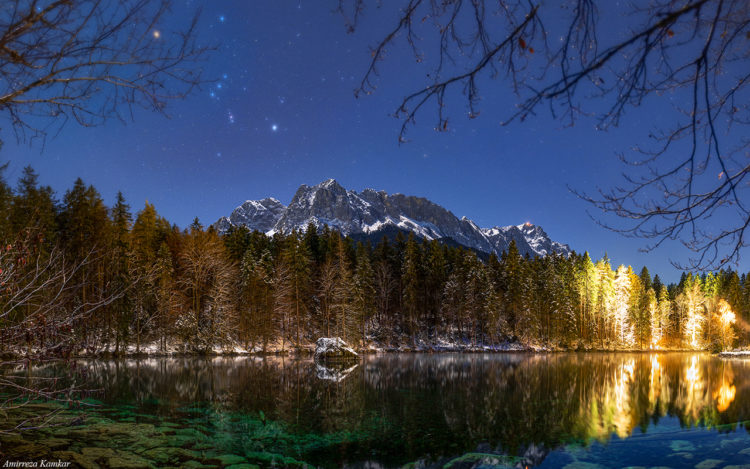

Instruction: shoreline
[0,344,720,361]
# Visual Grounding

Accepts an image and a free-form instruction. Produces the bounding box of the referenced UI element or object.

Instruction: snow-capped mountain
[215,179,572,258]
[214,197,285,234]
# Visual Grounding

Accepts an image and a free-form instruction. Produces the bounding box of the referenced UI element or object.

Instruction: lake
[1,353,749,468]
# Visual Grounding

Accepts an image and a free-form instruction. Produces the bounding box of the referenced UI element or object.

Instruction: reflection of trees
[63,353,750,466]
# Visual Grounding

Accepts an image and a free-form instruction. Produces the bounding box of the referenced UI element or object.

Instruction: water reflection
[75,353,750,466]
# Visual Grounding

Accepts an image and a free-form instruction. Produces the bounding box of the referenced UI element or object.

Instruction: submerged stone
[43,437,72,450]
[82,447,121,460]
[52,450,102,469]
[181,461,218,469]
[562,462,606,469]
[226,464,261,469]
[694,460,723,469]
[4,442,49,458]
[206,454,248,466]
[668,440,695,452]
[141,447,200,464]
[443,452,519,469]
[106,454,153,469]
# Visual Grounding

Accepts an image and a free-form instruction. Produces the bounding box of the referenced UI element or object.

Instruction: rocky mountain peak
[215,180,572,259]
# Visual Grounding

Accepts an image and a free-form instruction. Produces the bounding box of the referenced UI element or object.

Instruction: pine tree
[500,240,525,338]
[676,274,706,349]
[60,178,109,349]
[424,240,446,339]
[176,222,238,352]
[401,233,421,345]
[595,256,615,346]
[241,246,275,349]
[372,238,397,343]
[318,258,338,337]
[154,242,174,352]
[656,285,672,347]
[331,233,356,343]
[11,166,59,248]
[281,231,312,348]
[353,242,376,346]
[223,225,251,262]
[0,163,13,242]
[575,252,599,346]
[109,192,132,353]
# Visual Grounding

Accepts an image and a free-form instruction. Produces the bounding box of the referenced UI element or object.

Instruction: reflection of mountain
[67,353,749,467]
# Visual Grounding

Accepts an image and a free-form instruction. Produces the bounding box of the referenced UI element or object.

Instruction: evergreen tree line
[1,166,748,355]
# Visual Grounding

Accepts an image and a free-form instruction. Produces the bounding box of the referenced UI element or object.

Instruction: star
[152,30,161,39]
[271,124,278,132]
[219,15,226,23]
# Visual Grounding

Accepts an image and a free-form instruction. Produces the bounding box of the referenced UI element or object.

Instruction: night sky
[2,1,743,283]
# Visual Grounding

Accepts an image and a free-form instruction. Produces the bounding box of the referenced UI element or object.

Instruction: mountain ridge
[214,179,572,258]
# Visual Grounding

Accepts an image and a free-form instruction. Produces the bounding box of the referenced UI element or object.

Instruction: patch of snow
[719,350,750,357]
[314,337,358,361]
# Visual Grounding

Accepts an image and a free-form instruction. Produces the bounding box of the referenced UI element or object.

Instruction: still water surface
[5,353,750,468]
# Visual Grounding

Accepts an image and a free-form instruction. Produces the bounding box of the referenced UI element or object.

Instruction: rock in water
[314,337,359,362]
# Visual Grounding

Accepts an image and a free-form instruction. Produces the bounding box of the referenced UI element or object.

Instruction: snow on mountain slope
[214,179,572,258]
[215,197,286,235]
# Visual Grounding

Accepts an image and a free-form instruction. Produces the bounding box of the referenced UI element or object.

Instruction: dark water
[3,353,750,468]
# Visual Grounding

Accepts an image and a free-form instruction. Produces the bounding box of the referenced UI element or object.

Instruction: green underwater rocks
[0,399,362,468]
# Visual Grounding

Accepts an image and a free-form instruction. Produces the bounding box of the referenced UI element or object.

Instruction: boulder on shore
[314,337,359,362]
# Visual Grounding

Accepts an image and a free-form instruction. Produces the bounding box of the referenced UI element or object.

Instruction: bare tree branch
[344,0,750,269]
[0,0,211,145]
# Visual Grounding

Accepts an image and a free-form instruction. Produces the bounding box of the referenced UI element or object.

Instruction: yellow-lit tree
[613,265,634,347]
[716,299,737,352]
[676,275,706,349]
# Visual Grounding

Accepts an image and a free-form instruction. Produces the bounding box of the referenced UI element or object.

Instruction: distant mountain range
[214,179,572,258]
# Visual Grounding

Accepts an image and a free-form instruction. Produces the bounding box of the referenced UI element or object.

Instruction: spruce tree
[401,233,421,345]
[353,242,376,346]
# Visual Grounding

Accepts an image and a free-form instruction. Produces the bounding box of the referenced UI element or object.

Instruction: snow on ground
[719,350,750,357]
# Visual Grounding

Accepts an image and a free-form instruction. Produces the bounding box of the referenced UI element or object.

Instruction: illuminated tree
[575,252,599,345]
[594,256,615,346]
[676,275,706,349]
[613,265,634,347]
[644,288,658,348]
[655,286,672,346]
[716,299,737,351]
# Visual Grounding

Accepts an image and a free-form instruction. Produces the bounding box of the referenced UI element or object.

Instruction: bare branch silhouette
[343,0,750,269]
[0,0,211,145]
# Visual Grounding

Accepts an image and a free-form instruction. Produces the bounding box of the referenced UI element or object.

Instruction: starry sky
[2,1,744,283]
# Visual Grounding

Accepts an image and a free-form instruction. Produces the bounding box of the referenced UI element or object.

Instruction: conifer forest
[2,167,747,358]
